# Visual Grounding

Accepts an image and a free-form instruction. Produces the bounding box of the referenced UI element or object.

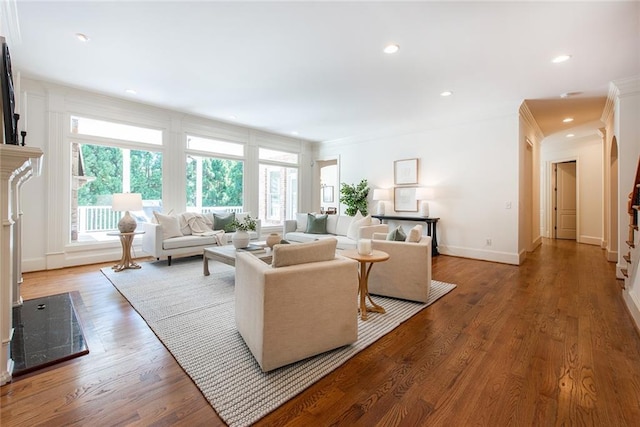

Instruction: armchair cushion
[406,224,423,242]
[387,226,406,241]
[272,238,337,268]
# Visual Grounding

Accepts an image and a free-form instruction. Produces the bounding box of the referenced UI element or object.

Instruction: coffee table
[341,249,390,320]
[203,242,272,275]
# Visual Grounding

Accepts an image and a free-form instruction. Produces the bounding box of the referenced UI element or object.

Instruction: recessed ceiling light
[75,33,90,42]
[291,131,299,136]
[552,54,572,63]
[124,89,137,95]
[563,117,574,123]
[566,133,575,138]
[440,91,453,97]
[383,44,400,54]
[229,115,238,120]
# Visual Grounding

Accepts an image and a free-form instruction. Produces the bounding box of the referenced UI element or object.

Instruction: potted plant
[340,179,369,216]
[230,214,257,248]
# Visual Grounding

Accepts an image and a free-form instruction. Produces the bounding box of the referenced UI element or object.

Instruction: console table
[372,215,440,256]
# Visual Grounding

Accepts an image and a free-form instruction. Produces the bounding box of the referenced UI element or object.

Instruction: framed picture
[322,185,334,203]
[394,187,418,212]
[394,158,418,185]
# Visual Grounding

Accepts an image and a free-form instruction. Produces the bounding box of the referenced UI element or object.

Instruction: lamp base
[118,211,138,233]
[377,201,386,215]
[419,201,429,217]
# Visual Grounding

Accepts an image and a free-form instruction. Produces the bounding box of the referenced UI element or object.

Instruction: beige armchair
[368,233,432,303]
[234,238,359,372]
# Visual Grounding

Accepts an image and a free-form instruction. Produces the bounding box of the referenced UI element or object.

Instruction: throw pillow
[295,212,316,232]
[347,211,372,241]
[153,211,183,240]
[272,238,337,268]
[406,224,423,243]
[306,213,328,234]
[213,213,236,232]
[386,226,406,241]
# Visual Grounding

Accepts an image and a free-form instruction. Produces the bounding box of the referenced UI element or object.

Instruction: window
[259,148,298,227]
[186,135,244,213]
[71,115,162,145]
[70,116,163,243]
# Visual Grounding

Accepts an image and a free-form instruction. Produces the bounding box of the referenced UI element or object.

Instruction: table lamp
[415,187,433,217]
[372,189,390,215]
[112,193,143,233]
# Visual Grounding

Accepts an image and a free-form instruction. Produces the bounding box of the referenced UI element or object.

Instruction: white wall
[318,113,522,264]
[19,77,314,272]
[540,134,604,245]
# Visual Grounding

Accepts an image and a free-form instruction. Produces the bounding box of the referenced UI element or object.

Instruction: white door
[555,161,577,240]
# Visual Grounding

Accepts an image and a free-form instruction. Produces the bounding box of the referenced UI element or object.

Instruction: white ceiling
[4,1,640,143]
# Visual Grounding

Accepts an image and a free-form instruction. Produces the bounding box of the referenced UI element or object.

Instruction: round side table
[107,231,145,272]
[341,249,390,320]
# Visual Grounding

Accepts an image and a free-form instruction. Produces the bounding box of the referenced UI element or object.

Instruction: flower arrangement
[230,214,257,232]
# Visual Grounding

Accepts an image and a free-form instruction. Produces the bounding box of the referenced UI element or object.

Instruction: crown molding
[519,102,544,142]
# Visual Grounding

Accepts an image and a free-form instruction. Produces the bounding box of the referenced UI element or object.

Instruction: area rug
[101,258,456,426]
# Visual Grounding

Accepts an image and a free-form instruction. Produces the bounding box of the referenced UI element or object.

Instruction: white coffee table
[203,242,272,275]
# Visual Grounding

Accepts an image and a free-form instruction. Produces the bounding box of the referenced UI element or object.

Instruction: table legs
[112,234,141,272]
[357,261,385,320]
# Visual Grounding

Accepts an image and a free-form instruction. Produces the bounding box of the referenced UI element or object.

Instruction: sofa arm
[142,222,163,257]
[358,224,389,239]
[283,220,297,235]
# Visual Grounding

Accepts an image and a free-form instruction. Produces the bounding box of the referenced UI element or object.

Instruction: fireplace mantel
[1,144,43,385]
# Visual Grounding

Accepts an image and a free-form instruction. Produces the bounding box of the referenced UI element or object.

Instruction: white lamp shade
[372,188,391,201]
[112,193,143,212]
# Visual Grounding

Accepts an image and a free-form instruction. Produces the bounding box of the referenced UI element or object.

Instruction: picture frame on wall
[394,187,418,212]
[322,185,334,203]
[394,158,418,185]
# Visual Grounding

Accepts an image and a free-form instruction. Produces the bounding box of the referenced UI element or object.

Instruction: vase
[266,233,281,249]
[232,230,250,249]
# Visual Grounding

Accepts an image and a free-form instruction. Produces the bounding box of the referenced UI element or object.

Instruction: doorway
[553,161,577,240]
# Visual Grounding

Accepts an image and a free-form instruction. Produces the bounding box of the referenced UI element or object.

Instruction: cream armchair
[368,233,432,303]
[235,238,359,372]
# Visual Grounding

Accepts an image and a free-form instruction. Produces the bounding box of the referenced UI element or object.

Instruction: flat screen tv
[0,36,18,145]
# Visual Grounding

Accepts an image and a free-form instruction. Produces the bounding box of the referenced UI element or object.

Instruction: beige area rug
[101,257,456,427]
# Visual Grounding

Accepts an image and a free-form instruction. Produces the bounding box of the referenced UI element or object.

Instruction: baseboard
[579,235,602,246]
[623,289,640,337]
[438,245,520,265]
[607,249,618,262]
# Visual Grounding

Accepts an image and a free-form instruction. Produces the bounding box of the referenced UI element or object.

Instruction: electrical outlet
[486,238,492,246]
[505,201,512,209]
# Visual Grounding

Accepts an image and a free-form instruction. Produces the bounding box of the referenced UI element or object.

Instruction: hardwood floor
[2,239,640,426]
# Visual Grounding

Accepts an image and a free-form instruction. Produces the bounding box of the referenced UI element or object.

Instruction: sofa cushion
[272,238,337,268]
[326,214,339,234]
[387,226,406,241]
[347,212,372,241]
[153,212,183,240]
[295,212,316,232]
[162,235,220,250]
[306,213,328,234]
[213,213,236,231]
[335,215,352,236]
[406,224,423,243]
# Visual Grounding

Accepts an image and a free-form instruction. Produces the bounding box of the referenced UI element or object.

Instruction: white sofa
[283,212,388,250]
[142,212,261,265]
[368,232,432,303]
[235,238,359,372]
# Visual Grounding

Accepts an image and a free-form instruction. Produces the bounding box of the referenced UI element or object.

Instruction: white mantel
[0,144,43,385]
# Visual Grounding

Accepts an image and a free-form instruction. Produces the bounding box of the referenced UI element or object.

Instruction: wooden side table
[341,249,390,320]
[107,231,145,272]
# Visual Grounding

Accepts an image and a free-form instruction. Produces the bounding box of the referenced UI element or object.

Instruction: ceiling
[4,1,639,143]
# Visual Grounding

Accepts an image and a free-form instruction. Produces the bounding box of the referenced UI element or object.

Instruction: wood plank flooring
[2,239,640,426]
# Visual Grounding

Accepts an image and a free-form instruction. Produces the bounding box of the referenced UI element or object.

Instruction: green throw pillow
[213,213,236,232]
[387,226,406,241]
[305,213,328,234]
